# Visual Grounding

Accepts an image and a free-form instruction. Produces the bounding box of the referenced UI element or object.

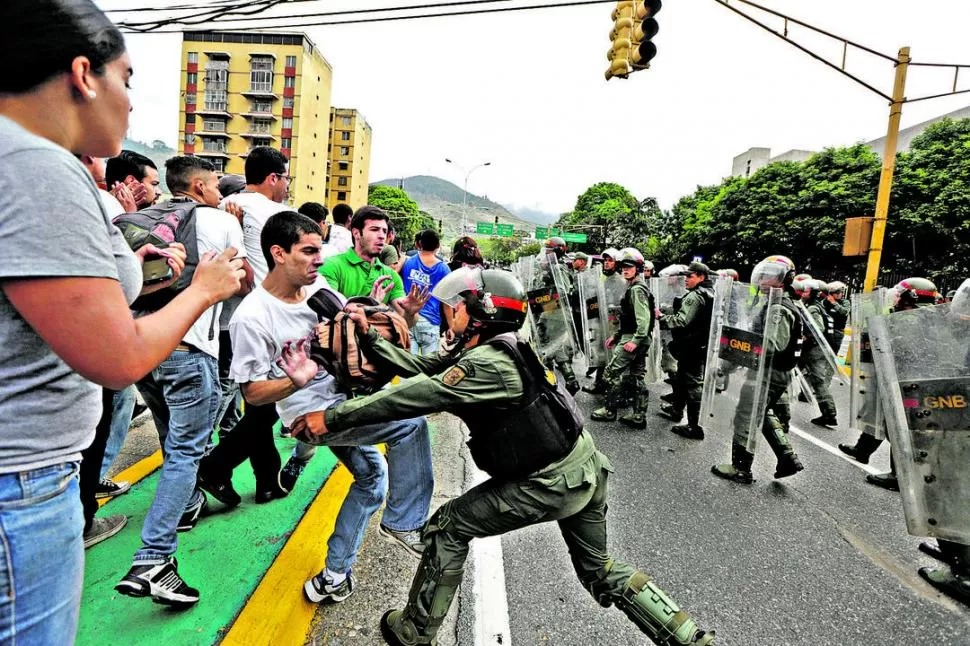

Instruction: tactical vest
[804,300,837,351]
[460,334,583,481]
[753,295,802,372]
[619,279,654,335]
[670,284,715,349]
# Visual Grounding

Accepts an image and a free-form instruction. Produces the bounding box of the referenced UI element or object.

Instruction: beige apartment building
[326,108,372,211]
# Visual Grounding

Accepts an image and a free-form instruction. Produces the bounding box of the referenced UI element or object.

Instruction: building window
[184,133,195,145]
[203,57,229,111]
[281,137,292,149]
[251,100,272,113]
[338,162,349,171]
[337,176,348,187]
[341,116,352,126]
[250,55,274,93]
[185,113,196,124]
[284,76,296,89]
[187,52,199,64]
[248,138,272,152]
[337,191,347,201]
[341,131,350,141]
[210,158,225,172]
[340,146,350,156]
[285,55,296,68]
[202,118,225,132]
[202,137,226,153]
[185,92,197,105]
[282,117,293,129]
[249,118,272,134]
[283,96,294,109]
[186,72,197,85]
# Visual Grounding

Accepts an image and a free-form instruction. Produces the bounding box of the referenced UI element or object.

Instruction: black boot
[671,402,704,440]
[839,433,882,465]
[919,540,970,607]
[620,390,648,430]
[866,452,898,491]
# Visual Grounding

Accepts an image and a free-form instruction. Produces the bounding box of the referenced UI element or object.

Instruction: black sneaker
[303,569,355,604]
[279,457,308,493]
[84,514,128,549]
[176,491,208,532]
[115,557,200,608]
[197,468,241,508]
[95,478,131,499]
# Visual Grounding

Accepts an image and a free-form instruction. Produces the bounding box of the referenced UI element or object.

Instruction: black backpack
[113,198,200,312]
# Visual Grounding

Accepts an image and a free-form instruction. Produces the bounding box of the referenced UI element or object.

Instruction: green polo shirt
[320,248,405,303]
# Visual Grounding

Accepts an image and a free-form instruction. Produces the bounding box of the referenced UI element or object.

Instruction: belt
[174,342,199,353]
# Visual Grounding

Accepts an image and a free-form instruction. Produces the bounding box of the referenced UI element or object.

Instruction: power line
[116,0,617,34]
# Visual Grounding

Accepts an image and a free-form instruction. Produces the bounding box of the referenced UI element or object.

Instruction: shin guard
[617,572,715,645]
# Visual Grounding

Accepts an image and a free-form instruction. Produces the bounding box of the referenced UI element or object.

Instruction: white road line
[788,425,882,475]
[468,468,513,646]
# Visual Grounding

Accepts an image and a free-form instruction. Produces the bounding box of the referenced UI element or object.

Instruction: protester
[329,202,354,253]
[0,0,244,639]
[105,149,161,210]
[401,229,451,355]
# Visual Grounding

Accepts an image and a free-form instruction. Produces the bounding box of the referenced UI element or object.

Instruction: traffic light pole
[863,47,910,293]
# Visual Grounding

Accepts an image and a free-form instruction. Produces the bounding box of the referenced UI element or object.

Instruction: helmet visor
[431,266,484,308]
[751,260,788,288]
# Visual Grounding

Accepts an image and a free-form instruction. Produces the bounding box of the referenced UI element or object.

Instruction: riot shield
[576,267,606,367]
[598,273,627,358]
[794,300,847,386]
[792,366,815,406]
[649,275,688,383]
[526,254,578,366]
[849,289,891,440]
[869,303,970,543]
[700,280,783,452]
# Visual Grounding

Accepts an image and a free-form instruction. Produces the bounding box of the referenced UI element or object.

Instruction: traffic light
[605,1,634,81]
[605,0,661,80]
[632,0,661,70]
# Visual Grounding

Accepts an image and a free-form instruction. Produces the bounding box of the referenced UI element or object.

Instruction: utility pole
[863,47,910,292]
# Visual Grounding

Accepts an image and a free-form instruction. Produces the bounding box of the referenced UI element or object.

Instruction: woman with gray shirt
[0,1,245,642]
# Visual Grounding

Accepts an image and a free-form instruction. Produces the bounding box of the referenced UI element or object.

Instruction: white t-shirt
[221,192,290,284]
[328,224,353,254]
[229,276,347,426]
[99,188,125,219]
[182,205,247,358]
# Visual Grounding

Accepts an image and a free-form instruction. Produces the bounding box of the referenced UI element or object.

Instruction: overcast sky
[99,0,970,215]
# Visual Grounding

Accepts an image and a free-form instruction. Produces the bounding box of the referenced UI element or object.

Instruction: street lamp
[445,158,491,235]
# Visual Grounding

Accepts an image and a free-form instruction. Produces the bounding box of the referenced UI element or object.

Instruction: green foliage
[477,238,541,265]
[557,182,656,252]
[367,185,435,247]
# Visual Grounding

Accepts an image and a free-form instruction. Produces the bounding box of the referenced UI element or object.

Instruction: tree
[367,185,435,248]
[557,182,658,252]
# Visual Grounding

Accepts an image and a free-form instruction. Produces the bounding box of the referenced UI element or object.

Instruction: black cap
[686,261,710,276]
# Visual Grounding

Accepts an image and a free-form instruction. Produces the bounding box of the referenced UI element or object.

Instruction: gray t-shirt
[0,116,142,473]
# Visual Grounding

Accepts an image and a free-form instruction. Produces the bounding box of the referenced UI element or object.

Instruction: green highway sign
[497,223,515,237]
[562,232,588,243]
[476,222,496,235]
[535,226,548,239]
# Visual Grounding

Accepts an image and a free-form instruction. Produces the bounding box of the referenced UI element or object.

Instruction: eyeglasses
[273,172,293,183]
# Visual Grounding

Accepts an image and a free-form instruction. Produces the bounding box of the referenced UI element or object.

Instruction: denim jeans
[101,385,136,477]
[290,417,433,572]
[410,315,440,356]
[136,349,220,564]
[0,462,83,645]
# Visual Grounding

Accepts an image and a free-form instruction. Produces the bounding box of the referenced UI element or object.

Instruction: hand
[125,178,149,208]
[136,242,187,291]
[191,247,245,304]
[369,275,395,303]
[110,182,138,213]
[276,337,318,388]
[343,304,370,334]
[605,338,616,350]
[400,283,432,316]
[291,411,328,443]
[623,341,638,352]
[222,201,244,225]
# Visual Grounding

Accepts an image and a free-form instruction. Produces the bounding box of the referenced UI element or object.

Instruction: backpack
[113,198,201,312]
[306,295,412,394]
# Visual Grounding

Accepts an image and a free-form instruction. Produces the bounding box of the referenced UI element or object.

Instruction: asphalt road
[500,375,970,646]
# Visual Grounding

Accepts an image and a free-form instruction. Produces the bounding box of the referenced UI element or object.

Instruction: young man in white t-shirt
[198,211,432,605]
[328,202,354,253]
[116,156,253,608]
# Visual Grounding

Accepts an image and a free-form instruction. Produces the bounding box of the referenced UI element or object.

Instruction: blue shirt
[401,254,451,326]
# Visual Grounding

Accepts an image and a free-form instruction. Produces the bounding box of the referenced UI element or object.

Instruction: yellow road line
[222,462,355,646]
[97,450,163,508]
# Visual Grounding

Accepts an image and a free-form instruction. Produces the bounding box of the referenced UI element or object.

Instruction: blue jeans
[0,462,83,645]
[410,315,440,356]
[101,386,136,478]
[291,418,433,572]
[136,350,220,564]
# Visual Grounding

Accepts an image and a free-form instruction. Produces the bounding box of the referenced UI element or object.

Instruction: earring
[86,90,97,100]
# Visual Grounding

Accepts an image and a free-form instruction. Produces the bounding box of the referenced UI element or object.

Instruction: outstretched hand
[369,275,395,303]
[276,336,319,388]
[401,283,432,315]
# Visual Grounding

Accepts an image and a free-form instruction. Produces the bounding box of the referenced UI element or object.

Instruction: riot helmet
[947,279,970,316]
[891,277,939,311]
[799,278,826,301]
[432,267,528,335]
[545,236,567,259]
[616,247,645,272]
[717,268,740,280]
[751,255,796,292]
[826,280,848,299]
[643,259,655,275]
[659,264,689,277]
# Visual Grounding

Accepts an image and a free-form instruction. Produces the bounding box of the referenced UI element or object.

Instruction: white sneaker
[304,569,355,604]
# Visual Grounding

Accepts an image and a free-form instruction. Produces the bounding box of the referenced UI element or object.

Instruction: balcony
[195,150,230,159]
[196,130,230,138]
[240,111,278,120]
[241,83,278,100]
[239,132,277,140]
[195,107,231,119]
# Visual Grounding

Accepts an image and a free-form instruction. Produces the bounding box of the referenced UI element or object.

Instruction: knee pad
[616,572,713,645]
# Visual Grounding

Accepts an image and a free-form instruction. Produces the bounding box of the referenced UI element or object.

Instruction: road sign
[497,223,515,237]
[562,232,588,243]
[535,226,548,239]
[476,222,496,235]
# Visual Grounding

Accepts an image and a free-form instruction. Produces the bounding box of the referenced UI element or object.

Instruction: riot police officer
[712,255,805,484]
[601,247,620,277]
[824,280,850,353]
[838,277,940,490]
[281,267,716,646]
[798,279,840,427]
[534,236,580,394]
[590,248,656,429]
[658,262,715,440]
